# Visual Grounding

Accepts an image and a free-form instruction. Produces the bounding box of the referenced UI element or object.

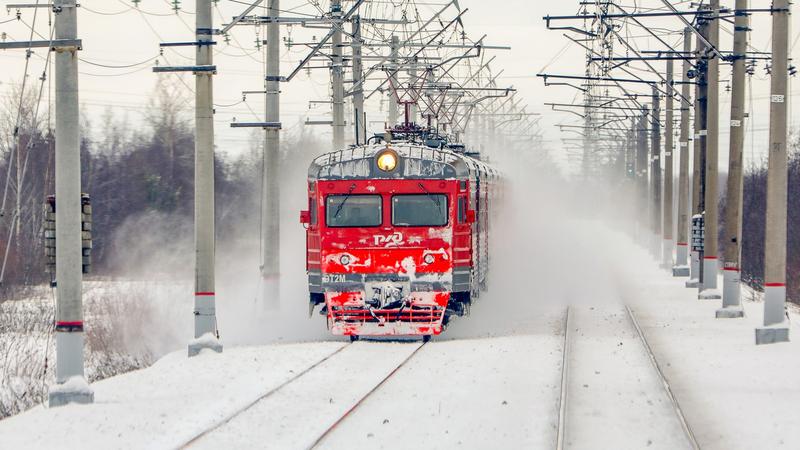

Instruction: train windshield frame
[325,194,382,227]
[392,194,449,227]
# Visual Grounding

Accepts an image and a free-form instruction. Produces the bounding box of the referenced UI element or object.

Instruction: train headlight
[423,254,435,265]
[376,149,398,172]
[339,254,351,266]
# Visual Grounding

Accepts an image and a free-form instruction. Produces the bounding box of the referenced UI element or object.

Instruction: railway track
[556,307,571,450]
[307,341,427,449]
[555,305,700,450]
[181,342,353,448]
[624,305,700,450]
[182,339,427,449]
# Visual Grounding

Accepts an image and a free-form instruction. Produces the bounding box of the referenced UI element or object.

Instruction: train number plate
[322,274,346,283]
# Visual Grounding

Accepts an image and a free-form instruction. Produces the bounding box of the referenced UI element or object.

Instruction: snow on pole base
[755,321,790,345]
[716,268,744,318]
[188,332,223,357]
[699,257,721,299]
[716,306,744,318]
[672,265,690,277]
[674,242,689,274]
[49,331,94,407]
[48,375,94,407]
[699,289,722,300]
[191,292,223,357]
[685,250,700,287]
[755,285,790,344]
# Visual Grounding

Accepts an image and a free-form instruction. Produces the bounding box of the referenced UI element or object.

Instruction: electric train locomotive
[300,135,499,340]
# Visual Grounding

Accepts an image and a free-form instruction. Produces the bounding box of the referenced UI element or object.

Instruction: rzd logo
[373,232,404,247]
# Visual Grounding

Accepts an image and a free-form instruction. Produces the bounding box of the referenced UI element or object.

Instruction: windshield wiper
[333,183,357,219]
[417,182,441,208]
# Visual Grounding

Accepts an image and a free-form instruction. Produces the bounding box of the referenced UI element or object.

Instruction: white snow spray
[101,134,336,359]
[206,135,335,346]
[444,146,641,339]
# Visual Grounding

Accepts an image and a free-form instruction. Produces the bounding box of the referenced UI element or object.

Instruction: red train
[301,140,499,340]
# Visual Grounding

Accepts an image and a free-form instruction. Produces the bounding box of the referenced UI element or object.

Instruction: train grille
[331,306,444,324]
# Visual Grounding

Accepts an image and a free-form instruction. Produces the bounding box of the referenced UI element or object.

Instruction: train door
[304,182,323,302]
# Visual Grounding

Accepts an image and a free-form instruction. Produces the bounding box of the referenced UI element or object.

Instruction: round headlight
[423,254,435,265]
[339,254,351,265]
[376,150,398,172]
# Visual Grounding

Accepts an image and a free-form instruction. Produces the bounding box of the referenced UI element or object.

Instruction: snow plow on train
[301,130,499,340]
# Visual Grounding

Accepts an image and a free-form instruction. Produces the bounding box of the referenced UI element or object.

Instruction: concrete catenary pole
[49,0,94,407]
[262,0,281,308]
[331,0,345,150]
[718,0,748,318]
[663,59,674,269]
[699,0,722,299]
[388,35,400,127]
[756,0,791,344]
[674,27,692,277]
[351,15,366,145]
[650,86,662,259]
[687,16,708,289]
[188,0,222,356]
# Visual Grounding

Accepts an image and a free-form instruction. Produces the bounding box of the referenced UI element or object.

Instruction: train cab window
[392,194,448,227]
[326,194,382,227]
[457,197,466,223]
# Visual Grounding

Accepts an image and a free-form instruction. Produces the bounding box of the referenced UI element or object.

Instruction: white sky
[1,0,800,171]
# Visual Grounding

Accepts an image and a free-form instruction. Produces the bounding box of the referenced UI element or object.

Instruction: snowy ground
[564,304,690,450]
[0,281,189,418]
[622,253,800,450]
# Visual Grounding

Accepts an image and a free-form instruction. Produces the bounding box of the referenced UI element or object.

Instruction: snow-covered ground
[622,251,800,450]
[2,236,799,449]
[564,304,691,449]
[0,281,190,418]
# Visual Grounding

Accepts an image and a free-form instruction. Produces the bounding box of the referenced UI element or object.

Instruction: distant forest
[737,145,800,301]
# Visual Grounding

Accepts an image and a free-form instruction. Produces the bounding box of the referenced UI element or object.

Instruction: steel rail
[556,307,572,450]
[309,341,428,449]
[181,342,353,448]
[624,305,701,450]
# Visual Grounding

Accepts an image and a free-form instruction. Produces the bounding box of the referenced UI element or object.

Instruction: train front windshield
[392,194,448,226]
[326,194,382,227]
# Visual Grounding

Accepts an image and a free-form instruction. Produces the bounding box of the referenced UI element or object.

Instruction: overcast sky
[2,0,800,171]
